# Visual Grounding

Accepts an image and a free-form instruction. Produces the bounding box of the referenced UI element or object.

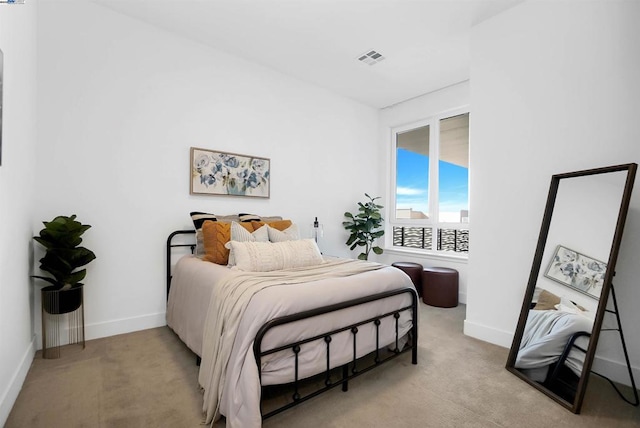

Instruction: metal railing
[392,226,469,253]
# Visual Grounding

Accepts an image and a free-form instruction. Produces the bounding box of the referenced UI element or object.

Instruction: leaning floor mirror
[506,163,638,413]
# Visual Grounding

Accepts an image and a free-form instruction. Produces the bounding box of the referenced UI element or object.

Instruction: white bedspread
[167,256,415,428]
[167,257,232,356]
[515,309,592,382]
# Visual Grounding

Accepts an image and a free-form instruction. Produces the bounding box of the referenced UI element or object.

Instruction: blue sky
[396,148,468,219]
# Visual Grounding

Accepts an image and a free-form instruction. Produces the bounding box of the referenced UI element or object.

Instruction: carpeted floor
[6,304,640,427]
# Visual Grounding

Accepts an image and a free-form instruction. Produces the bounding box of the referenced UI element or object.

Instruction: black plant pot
[41,285,83,315]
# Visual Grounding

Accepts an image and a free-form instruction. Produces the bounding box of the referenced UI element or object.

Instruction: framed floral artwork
[544,245,607,300]
[190,147,270,198]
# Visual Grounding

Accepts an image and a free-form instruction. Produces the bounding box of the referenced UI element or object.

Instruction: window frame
[386,106,470,259]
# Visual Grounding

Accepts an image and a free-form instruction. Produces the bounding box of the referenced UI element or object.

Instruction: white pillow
[227,221,269,266]
[555,297,590,318]
[227,239,323,272]
[267,223,300,242]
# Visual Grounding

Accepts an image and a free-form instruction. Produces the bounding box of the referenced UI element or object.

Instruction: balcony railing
[392,226,469,253]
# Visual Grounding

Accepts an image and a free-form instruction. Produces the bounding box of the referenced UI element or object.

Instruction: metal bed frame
[166,229,419,420]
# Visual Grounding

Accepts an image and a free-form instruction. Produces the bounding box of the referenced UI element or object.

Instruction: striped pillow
[190,211,217,229]
[227,221,269,266]
[238,213,262,223]
[190,212,218,256]
[267,224,300,242]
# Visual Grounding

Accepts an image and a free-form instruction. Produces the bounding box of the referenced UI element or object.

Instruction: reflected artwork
[545,245,606,300]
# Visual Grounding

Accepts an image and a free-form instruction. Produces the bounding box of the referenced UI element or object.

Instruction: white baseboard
[85,312,167,341]
[0,337,36,428]
[592,355,640,389]
[35,312,167,349]
[458,291,467,305]
[463,319,512,348]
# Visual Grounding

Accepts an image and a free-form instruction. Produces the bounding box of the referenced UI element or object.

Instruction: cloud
[396,186,425,196]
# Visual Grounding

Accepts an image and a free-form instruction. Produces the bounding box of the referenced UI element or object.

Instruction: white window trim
[385,246,469,264]
[385,106,470,258]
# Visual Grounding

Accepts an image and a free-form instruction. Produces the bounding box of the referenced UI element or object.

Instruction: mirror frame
[506,163,637,413]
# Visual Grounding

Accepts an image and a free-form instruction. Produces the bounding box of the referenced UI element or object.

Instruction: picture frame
[190,147,270,198]
[544,245,607,300]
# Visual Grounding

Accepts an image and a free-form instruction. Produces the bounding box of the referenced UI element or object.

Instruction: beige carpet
[6,304,640,427]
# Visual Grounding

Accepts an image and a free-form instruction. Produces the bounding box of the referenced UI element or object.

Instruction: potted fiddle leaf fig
[32,215,96,314]
[343,193,385,260]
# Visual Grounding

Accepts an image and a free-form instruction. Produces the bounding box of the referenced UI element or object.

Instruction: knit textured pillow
[202,221,253,265]
[227,239,323,272]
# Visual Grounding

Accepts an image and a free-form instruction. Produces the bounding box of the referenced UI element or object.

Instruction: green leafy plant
[32,215,96,290]
[343,193,385,260]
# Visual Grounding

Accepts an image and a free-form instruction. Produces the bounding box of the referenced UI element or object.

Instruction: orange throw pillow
[250,219,292,232]
[202,221,253,264]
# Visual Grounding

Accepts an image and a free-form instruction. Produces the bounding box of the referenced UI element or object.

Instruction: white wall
[0,1,38,426]
[35,1,379,343]
[466,0,640,385]
[377,82,470,303]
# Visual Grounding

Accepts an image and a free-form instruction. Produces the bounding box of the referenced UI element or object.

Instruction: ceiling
[91,0,523,109]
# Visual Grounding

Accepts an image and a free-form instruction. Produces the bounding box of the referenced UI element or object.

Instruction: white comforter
[515,309,592,382]
[167,256,415,428]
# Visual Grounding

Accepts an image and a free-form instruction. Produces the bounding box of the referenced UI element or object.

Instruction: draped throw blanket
[198,258,386,425]
[515,309,593,381]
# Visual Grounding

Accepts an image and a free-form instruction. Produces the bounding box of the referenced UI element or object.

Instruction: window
[390,111,469,255]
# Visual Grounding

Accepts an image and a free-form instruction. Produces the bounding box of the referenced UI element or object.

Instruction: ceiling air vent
[357,49,385,66]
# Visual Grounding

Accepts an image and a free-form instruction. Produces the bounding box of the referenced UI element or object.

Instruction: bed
[514,289,593,398]
[165,219,418,428]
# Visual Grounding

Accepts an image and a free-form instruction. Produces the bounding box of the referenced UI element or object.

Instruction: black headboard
[166,230,196,299]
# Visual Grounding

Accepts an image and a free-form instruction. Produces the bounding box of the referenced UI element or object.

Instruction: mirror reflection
[507,165,636,412]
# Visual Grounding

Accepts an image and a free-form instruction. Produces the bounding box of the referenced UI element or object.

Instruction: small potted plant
[32,215,96,314]
[343,193,385,260]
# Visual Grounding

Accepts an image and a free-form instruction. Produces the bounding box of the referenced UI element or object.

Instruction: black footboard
[254,287,419,420]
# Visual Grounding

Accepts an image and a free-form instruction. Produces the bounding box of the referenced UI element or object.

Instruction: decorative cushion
[261,216,285,223]
[190,211,218,229]
[250,219,292,232]
[534,289,561,310]
[202,220,253,265]
[267,224,300,242]
[190,211,218,256]
[238,213,262,223]
[190,212,284,256]
[227,222,269,266]
[231,221,269,242]
[227,239,324,272]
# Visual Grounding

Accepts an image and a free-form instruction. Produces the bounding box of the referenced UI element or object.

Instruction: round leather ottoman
[391,262,423,297]
[422,267,458,307]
